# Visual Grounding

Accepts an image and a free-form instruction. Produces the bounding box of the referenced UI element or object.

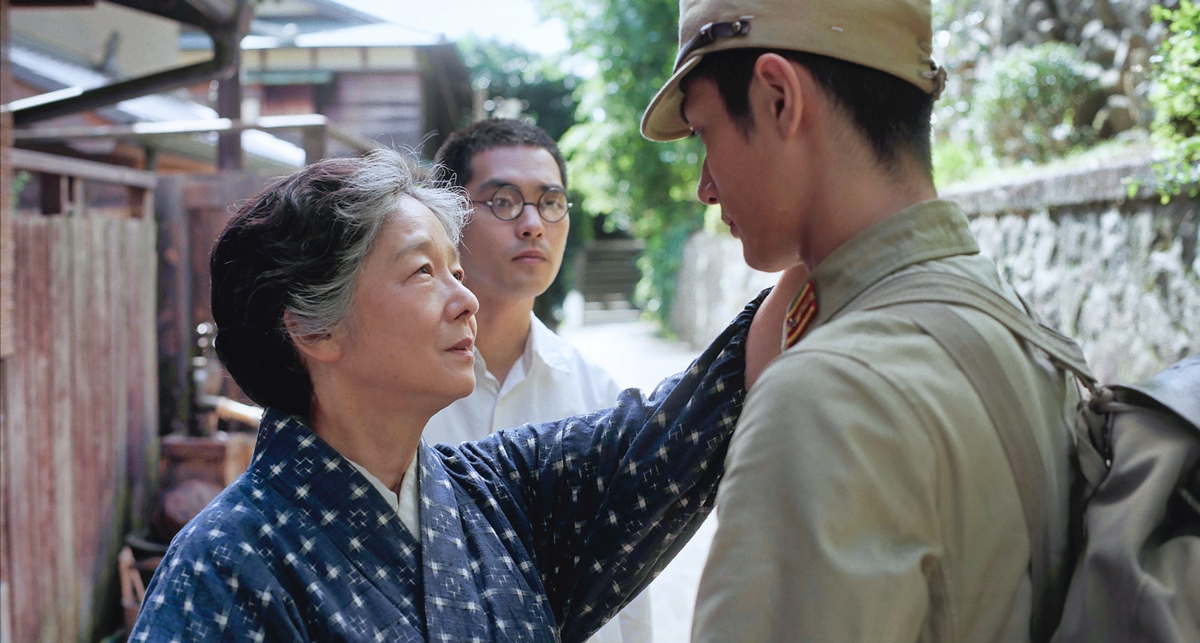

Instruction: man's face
[683,78,802,272]
[459,145,569,306]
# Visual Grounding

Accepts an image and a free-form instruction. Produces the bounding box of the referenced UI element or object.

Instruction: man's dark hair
[682,48,934,179]
[434,118,568,190]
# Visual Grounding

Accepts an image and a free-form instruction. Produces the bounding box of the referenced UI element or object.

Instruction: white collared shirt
[423,313,652,643]
[424,314,623,444]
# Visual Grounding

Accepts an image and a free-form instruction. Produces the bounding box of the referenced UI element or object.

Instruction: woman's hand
[745,264,810,390]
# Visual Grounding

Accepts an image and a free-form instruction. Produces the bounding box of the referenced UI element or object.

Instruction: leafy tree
[930,0,997,183]
[973,42,1102,164]
[1150,0,1200,199]
[456,38,589,327]
[457,36,580,141]
[542,0,706,322]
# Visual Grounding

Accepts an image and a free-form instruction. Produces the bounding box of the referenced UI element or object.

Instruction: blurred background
[2,0,1198,641]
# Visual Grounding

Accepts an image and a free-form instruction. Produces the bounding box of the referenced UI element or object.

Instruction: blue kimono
[130,296,759,643]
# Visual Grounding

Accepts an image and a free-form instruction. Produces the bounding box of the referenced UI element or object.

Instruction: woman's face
[334,196,478,409]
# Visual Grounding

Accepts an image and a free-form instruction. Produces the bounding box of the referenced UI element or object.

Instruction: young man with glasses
[426,119,652,643]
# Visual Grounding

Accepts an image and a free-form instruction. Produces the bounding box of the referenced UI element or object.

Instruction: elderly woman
[130,149,777,642]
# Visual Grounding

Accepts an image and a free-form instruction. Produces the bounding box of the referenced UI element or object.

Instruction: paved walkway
[558,320,714,643]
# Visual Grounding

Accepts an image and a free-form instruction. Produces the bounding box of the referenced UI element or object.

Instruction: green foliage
[457,38,590,321]
[973,42,1102,164]
[11,170,32,209]
[932,138,994,185]
[1150,0,1200,200]
[457,37,580,141]
[542,0,706,323]
[929,0,994,182]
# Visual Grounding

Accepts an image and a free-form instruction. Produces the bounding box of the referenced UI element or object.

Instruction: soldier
[642,1,1080,641]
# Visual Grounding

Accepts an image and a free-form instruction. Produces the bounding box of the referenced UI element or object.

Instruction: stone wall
[670,231,778,350]
[670,159,1200,384]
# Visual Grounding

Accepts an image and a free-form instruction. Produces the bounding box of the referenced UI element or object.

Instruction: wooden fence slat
[8,220,39,643]
[128,219,158,533]
[6,192,159,643]
[70,216,106,643]
[78,218,101,622]
[11,217,65,643]
[83,219,128,637]
[112,221,131,532]
[51,217,76,642]
[76,218,99,633]
[43,217,68,643]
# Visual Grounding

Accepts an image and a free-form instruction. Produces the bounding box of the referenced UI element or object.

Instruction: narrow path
[558,319,713,643]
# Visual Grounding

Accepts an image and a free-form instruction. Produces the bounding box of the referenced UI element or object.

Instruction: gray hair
[283,147,470,342]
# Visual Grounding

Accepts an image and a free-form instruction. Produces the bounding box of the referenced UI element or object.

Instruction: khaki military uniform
[694,200,1079,642]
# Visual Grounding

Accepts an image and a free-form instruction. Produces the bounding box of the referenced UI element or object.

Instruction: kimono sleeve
[450,291,766,642]
[129,521,307,642]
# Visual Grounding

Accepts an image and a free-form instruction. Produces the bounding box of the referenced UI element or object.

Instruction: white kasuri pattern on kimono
[130,293,763,643]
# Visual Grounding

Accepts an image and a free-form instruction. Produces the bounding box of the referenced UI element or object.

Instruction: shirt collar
[471,312,571,392]
[808,199,980,327]
[526,312,573,374]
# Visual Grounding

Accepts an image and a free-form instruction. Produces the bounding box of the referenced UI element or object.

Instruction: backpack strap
[844,270,1108,484]
[833,269,1095,643]
[840,270,1097,389]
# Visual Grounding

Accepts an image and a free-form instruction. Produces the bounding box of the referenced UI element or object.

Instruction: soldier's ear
[750,53,806,141]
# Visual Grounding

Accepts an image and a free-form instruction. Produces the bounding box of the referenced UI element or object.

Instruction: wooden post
[69,176,83,217]
[302,126,326,163]
[1,0,13,359]
[2,2,16,642]
[216,76,243,171]
[154,177,193,435]
[38,174,63,216]
[128,186,150,219]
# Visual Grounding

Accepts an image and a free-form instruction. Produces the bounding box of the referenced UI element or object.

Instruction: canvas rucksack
[841,269,1200,643]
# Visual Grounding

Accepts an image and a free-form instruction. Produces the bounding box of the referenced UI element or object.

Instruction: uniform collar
[808,199,980,328]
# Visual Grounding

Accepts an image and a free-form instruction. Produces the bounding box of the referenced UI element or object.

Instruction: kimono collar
[250,409,428,632]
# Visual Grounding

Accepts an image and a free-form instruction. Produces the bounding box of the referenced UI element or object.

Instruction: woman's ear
[284,310,344,364]
[750,53,806,140]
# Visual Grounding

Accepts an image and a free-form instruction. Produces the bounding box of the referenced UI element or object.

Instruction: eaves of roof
[9,38,305,171]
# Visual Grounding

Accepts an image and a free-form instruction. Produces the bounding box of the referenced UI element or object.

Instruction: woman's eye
[452,269,465,282]
[416,264,433,276]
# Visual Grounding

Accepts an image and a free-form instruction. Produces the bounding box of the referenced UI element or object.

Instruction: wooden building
[178,0,471,159]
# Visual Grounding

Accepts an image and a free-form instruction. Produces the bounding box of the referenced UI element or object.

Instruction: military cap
[641,0,947,141]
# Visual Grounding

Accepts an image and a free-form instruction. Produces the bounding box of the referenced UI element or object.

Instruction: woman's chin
[443,376,476,404]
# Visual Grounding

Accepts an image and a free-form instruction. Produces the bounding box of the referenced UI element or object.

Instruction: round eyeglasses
[471,185,571,223]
